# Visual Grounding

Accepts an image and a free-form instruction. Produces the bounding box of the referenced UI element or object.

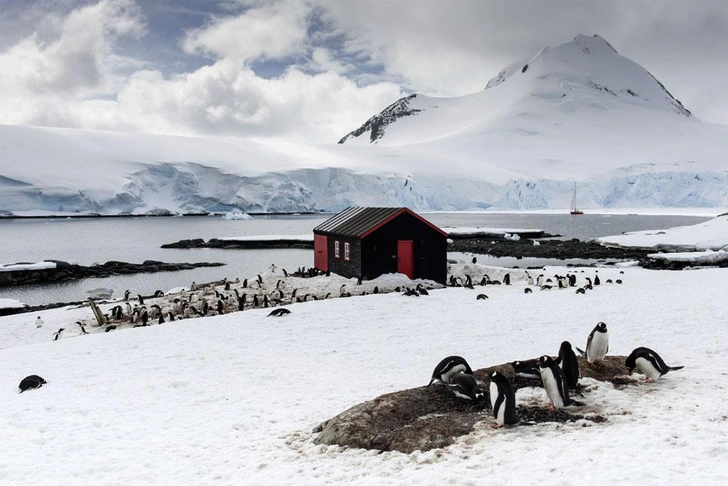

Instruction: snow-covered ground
[1,259,727,484]
[598,213,728,251]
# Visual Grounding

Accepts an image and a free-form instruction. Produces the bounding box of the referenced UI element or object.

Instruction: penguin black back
[557,341,580,390]
[490,371,518,426]
[448,373,485,402]
[19,375,47,393]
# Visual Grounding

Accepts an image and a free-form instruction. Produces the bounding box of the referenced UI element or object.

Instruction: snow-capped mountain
[339,34,695,146]
[1,34,726,215]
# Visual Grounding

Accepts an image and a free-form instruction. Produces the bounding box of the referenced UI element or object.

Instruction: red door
[314,234,328,271]
[397,240,414,279]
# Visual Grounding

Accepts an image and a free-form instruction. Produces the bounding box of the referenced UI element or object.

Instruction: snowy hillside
[1,34,727,215]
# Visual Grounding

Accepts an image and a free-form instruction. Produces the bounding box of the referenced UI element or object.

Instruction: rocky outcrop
[162,238,313,250]
[449,237,653,262]
[314,356,627,453]
[338,94,422,144]
[0,260,225,287]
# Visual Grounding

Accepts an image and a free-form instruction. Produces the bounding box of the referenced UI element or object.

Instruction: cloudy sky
[0,0,726,143]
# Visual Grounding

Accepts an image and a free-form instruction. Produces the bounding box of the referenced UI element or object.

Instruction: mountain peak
[341,34,692,145]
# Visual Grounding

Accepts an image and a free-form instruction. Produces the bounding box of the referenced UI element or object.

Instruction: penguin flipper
[566,398,585,407]
[575,347,586,356]
[668,365,684,372]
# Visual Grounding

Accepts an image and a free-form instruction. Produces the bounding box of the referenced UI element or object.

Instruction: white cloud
[0,0,724,142]
[0,0,144,98]
[182,0,309,63]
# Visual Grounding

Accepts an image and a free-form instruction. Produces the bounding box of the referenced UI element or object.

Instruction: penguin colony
[428,316,683,428]
[46,265,439,340]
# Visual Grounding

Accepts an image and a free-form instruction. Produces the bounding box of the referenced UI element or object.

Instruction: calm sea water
[0,213,711,306]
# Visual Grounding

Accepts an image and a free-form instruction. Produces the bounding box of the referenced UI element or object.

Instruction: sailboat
[570,183,584,215]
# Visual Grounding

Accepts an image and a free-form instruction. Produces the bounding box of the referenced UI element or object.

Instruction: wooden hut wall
[326,235,361,279]
[361,212,447,284]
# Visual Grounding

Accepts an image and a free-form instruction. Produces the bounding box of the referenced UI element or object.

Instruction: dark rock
[449,237,652,263]
[160,238,207,249]
[0,260,225,289]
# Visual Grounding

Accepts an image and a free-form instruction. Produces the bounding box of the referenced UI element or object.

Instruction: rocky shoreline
[161,238,313,250]
[449,237,653,263]
[0,260,225,288]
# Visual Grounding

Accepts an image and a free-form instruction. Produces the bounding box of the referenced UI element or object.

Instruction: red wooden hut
[313,207,447,284]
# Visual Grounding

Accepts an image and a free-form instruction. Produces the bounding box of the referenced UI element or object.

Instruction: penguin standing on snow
[556,341,580,390]
[428,356,473,386]
[35,316,44,328]
[52,328,64,341]
[538,355,582,409]
[625,347,684,380]
[490,371,518,426]
[576,322,609,364]
[448,373,486,401]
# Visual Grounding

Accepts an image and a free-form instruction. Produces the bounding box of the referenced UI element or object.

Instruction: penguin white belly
[540,369,565,408]
[442,365,466,383]
[635,357,661,380]
[490,382,505,425]
[587,333,609,363]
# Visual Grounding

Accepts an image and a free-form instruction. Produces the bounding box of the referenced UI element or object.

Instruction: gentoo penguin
[35,316,44,328]
[556,341,580,390]
[490,371,518,427]
[625,347,684,380]
[428,356,473,386]
[76,321,89,335]
[124,289,131,301]
[105,325,117,332]
[594,274,600,285]
[510,359,541,380]
[538,356,581,409]
[267,308,291,317]
[503,273,511,285]
[53,328,64,341]
[476,293,488,300]
[18,375,47,393]
[447,373,486,401]
[577,322,609,364]
[524,288,533,294]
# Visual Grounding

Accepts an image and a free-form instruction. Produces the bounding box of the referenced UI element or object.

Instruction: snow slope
[598,213,728,250]
[1,34,726,214]
[1,263,727,484]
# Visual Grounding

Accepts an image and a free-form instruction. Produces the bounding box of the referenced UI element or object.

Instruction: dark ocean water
[0,212,712,305]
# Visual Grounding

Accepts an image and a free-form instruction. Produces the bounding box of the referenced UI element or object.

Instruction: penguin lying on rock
[625,347,684,381]
[428,356,473,386]
[447,373,486,402]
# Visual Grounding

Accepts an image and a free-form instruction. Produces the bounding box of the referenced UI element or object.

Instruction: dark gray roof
[313,207,447,238]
